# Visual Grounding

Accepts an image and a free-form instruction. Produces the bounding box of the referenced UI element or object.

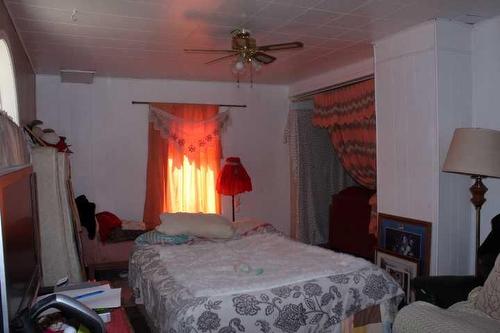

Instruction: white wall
[375,20,473,275]
[375,21,440,275]
[289,59,373,97]
[436,21,474,274]
[36,75,292,235]
[375,21,439,225]
[472,15,500,242]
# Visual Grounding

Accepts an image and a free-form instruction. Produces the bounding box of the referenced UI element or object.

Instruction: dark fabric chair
[413,213,500,308]
[328,186,376,261]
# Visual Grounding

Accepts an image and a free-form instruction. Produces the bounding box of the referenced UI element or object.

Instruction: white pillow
[233,218,267,235]
[475,253,500,319]
[156,212,234,239]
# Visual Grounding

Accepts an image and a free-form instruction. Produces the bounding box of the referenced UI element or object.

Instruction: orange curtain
[143,103,221,229]
[312,79,378,235]
[143,121,169,229]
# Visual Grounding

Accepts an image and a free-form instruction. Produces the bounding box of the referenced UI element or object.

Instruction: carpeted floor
[95,267,151,332]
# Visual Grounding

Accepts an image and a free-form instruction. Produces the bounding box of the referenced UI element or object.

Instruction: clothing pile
[26,119,72,153]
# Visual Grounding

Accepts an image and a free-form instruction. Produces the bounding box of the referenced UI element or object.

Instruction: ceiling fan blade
[258,41,304,52]
[185,49,238,54]
[205,53,239,65]
[253,52,276,64]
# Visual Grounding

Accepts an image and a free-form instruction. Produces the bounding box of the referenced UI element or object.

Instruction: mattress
[129,224,403,333]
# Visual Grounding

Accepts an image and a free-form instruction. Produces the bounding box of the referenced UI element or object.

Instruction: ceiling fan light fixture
[235,60,245,71]
[232,60,247,75]
[251,59,262,71]
[185,28,304,86]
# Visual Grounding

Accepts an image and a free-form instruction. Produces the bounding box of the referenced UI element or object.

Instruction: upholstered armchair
[328,186,376,260]
[393,215,500,332]
[412,213,500,308]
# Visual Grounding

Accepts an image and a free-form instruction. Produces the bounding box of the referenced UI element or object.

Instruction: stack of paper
[37,283,121,314]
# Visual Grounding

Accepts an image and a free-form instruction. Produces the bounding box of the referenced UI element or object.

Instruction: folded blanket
[106,228,145,243]
[122,220,146,230]
[135,230,191,246]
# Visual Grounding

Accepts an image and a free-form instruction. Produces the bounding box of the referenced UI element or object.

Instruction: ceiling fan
[184,29,304,84]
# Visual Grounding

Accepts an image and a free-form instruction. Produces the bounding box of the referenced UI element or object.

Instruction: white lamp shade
[443,128,500,178]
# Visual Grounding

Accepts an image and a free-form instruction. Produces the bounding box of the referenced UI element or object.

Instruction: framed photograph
[376,248,419,304]
[378,213,432,275]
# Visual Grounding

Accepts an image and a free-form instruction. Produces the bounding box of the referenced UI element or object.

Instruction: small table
[36,288,134,333]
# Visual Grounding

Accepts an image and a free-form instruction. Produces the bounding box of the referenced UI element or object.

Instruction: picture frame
[375,248,419,304]
[378,213,432,275]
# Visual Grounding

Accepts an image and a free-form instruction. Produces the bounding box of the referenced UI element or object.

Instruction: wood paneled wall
[375,20,474,275]
[472,16,500,244]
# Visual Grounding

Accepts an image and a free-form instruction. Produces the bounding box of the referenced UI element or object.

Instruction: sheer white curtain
[0,110,29,170]
[285,100,355,244]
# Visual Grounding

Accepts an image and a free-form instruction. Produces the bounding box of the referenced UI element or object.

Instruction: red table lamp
[217,157,252,221]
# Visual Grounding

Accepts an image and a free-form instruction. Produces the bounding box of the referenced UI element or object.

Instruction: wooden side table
[38,280,135,332]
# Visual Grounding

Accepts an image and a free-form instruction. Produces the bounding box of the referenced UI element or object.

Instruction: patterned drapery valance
[312,79,376,189]
[149,105,229,154]
[0,110,30,169]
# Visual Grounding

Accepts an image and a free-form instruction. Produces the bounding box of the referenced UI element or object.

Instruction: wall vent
[60,69,95,84]
[453,14,484,25]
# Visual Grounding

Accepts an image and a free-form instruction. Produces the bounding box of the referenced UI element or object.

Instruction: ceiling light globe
[235,61,245,71]
[252,61,262,71]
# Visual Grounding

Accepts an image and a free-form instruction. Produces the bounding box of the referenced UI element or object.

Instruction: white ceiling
[5,0,500,84]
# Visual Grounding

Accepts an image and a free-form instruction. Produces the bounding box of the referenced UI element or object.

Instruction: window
[143,103,222,228]
[167,153,218,213]
[0,39,19,124]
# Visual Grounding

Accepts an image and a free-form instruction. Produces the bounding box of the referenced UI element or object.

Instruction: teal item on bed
[135,230,191,246]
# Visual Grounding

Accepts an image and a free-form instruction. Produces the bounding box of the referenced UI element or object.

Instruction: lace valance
[149,106,229,154]
[0,110,30,170]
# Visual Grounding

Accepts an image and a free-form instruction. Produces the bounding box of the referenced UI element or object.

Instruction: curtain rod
[290,74,374,102]
[131,101,247,108]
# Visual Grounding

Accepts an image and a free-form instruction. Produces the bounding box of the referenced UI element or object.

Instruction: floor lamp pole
[470,175,487,276]
[231,194,235,222]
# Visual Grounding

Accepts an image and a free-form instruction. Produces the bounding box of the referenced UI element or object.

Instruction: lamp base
[470,176,487,277]
[470,176,487,208]
[231,195,235,222]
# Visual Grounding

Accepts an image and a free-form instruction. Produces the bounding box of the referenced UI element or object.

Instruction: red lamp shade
[217,157,252,195]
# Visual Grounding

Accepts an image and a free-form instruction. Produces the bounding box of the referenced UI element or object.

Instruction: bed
[129,223,403,333]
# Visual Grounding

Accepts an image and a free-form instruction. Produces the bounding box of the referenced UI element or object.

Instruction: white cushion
[394,301,500,333]
[233,218,267,235]
[475,253,500,320]
[156,212,234,239]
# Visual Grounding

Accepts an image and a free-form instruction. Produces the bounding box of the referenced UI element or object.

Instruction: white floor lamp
[443,128,500,276]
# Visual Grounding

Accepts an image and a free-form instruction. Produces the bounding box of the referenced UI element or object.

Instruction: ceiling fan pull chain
[250,63,253,88]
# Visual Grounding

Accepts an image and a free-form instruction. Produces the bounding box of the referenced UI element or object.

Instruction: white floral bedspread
[157,232,369,297]
[129,225,404,333]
